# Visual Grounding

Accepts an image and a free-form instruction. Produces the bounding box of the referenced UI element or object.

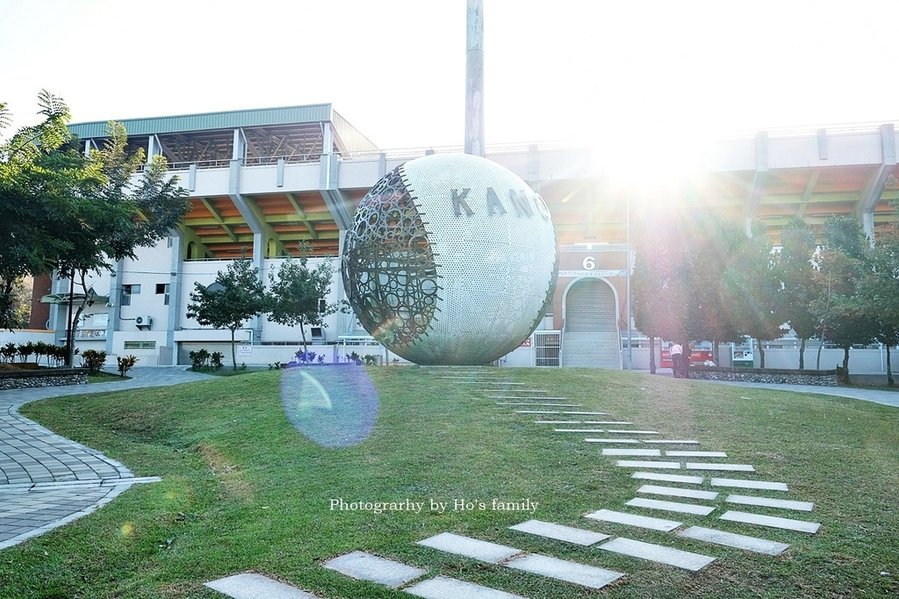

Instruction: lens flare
[280,366,379,448]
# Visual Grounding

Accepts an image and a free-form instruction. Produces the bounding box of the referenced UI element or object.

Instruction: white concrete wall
[117,247,176,333]
[0,330,56,346]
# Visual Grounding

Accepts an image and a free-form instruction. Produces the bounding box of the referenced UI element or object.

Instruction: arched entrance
[561,278,621,368]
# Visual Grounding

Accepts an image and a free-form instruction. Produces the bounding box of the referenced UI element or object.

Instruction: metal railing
[74,328,107,340]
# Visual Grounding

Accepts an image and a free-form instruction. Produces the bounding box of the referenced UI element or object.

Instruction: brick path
[0,367,215,549]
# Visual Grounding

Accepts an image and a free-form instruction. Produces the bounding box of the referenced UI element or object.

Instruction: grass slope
[2,368,897,598]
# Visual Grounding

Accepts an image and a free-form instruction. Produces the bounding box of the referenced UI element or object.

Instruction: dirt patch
[195,443,254,501]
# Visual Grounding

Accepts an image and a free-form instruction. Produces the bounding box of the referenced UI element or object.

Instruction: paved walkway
[0,367,215,550]
[638,369,899,409]
[708,380,899,409]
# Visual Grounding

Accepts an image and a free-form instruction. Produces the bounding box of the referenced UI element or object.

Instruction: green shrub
[117,354,138,377]
[81,349,107,374]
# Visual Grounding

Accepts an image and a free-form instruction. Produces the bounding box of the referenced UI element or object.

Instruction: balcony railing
[75,328,107,340]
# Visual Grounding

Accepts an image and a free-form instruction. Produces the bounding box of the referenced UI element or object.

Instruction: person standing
[670,342,683,378]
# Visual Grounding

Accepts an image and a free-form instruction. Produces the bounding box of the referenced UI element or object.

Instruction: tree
[186,258,265,370]
[632,210,695,372]
[56,122,188,364]
[774,218,820,369]
[856,204,899,385]
[725,222,785,368]
[0,93,188,360]
[0,92,85,331]
[0,278,32,330]
[811,217,878,379]
[683,213,744,359]
[266,251,338,360]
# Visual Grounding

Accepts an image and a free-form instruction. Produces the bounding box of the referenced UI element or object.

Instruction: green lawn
[3,367,898,598]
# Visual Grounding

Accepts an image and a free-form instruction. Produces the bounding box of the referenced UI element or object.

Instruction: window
[156,283,170,306]
[318,298,327,313]
[121,284,141,306]
[124,340,155,350]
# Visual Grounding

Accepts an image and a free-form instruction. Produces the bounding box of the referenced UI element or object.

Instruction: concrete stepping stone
[616,460,681,469]
[602,448,661,457]
[585,438,641,444]
[505,554,624,590]
[637,484,718,500]
[685,463,755,472]
[205,573,321,599]
[417,532,522,563]
[626,497,716,516]
[498,403,582,407]
[491,396,565,400]
[607,429,658,435]
[642,440,700,445]
[534,420,584,424]
[726,495,814,512]
[679,525,790,556]
[719,510,821,533]
[585,508,682,532]
[598,537,716,571]
[555,428,606,433]
[323,551,425,588]
[710,478,788,491]
[405,576,526,599]
[632,472,704,485]
[509,519,609,546]
[563,411,609,416]
[665,451,727,458]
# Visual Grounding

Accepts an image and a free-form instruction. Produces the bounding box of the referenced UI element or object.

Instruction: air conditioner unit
[135,315,152,329]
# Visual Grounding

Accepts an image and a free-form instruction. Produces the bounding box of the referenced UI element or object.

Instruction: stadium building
[18,105,899,372]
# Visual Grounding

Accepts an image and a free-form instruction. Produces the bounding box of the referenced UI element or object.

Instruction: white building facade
[19,105,897,373]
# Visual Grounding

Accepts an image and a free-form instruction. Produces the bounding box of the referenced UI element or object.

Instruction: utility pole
[465,0,485,156]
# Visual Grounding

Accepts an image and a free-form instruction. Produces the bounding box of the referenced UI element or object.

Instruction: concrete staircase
[562,331,621,368]
[562,279,620,369]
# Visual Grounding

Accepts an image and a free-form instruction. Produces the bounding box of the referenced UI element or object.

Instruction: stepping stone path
[585,508,682,532]
[725,494,814,511]
[637,484,719,500]
[509,519,609,546]
[598,537,716,571]
[632,472,704,485]
[643,439,700,445]
[616,460,681,469]
[626,497,716,516]
[505,554,624,590]
[323,550,426,587]
[710,477,789,491]
[685,462,755,472]
[406,576,527,599]
[417,532,521,564]
[602,448,661,456]
[205,573,322,599]
[666,451,728,458]
[720,510,821,533]
[679,526,790,556]
[291,367,823,597]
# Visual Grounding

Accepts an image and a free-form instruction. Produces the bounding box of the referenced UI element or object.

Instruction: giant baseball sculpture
[342,153,557,365]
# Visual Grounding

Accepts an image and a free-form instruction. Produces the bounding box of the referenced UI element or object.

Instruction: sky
[2,0,899,169]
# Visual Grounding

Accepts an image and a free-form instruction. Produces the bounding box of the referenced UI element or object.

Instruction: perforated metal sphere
[342,153,557,365]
